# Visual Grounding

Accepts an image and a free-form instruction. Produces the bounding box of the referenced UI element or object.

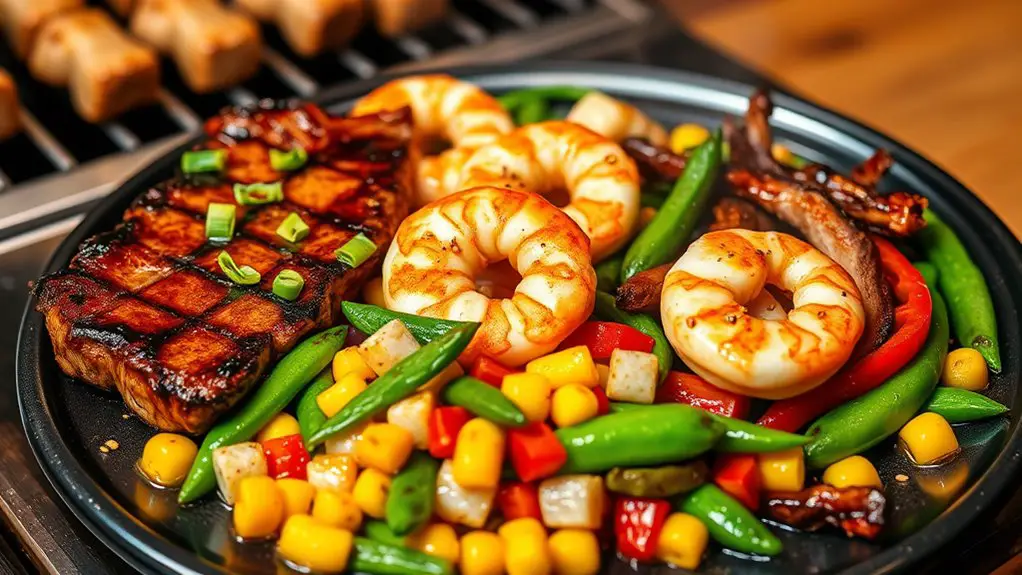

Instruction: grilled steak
[35,101,413,433]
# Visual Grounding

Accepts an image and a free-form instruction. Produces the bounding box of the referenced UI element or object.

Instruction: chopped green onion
[269,147,308,172]
[335,233,377,268]
[217,251,261,285]
[205,202,236,241]
[272,269,305,301]
[233,181,283,205]
[276,212,310,243]
[181,149,227,174]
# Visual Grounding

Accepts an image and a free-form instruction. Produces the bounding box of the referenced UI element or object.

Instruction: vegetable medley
[133,79,1006,574]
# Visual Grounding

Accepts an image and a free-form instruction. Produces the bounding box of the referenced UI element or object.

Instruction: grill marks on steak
[35,104,412,433]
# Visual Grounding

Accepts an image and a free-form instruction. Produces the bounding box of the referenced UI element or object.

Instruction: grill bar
[262,49,319,97]
[18,110,75,171]
[448,9,490,44]
[157,90,202,131]
[395,35,433,61]
[102,122,142,152]
[479,0,540,28]
[338,50,379,79]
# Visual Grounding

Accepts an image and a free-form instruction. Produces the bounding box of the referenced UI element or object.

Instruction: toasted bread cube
[538,475,605,529]
[358,319,420,376]
[0,0,83,58]
[370,0,448,38]
[212,441,268,505]
[0,69,19,140]
[605,349,658,404]
[435,459,495,528]
[237,0,364,57]
[387,391,435,449]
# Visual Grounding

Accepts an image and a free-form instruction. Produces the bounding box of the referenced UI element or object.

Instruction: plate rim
[17,60,1022,575]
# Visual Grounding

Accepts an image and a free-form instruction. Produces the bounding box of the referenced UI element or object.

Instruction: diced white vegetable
[435,459,495,528]
[387,391,435,449]
[212,442,267,506]
[605,349,658,404]
[324,421,367,456]
[358,319,420,376]
[307,454,357,492]
[539,475,605,529]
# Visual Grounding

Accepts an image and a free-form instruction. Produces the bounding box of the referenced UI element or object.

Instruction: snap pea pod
[352,537,452,575]
[308,322,480,447]
[342,301,465,344]
[440,376,526,427]
[640,193,665,209]
[595,255,624,293]
[179,326,346,503]
[555,404,724,473]
[363,520,406,547]
[804,287,949,469]
[678,484,782,556]
[605,461,708,498]
[296,369,333,447]
[924,387,1008,423]
[385,453,440,535]
[497,86,591,111]
[917,209,1000,372]
[914,261,939,287]
[515,96,550,125]
[621,129,722,282]
[594,291,671,381]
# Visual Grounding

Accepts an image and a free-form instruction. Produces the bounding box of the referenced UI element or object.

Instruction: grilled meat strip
[35,102,412,433]
[765,485,886,540]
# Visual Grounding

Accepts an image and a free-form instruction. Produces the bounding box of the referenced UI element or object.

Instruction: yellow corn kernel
[460,531,505,575]
[453,418,506,489]
[656,512,708,569]
[333,347,376,382]
[771,143,795,166]
[256,413,301,443]
[758,448,805,492]
[233,476,285,539]
[669,123,710,154]
[595,364,610,389]
[139,433,198,488]
[277,514,353,573]
[498,518,551,575]
[307,454,358,492]
[548,529,600,575]
[276,478,316,518]
[312,489,363,531]
[362,277,387,309]
[550,383,599,428]
[355,422,415,474]
[410,523,460,564]
[502,372,552,423]
[317,373,368,418]
[352,468,392,518]
[942,348,989,391]
[899,412,959,465]
[526,346,600,389]
[822,456,882,489]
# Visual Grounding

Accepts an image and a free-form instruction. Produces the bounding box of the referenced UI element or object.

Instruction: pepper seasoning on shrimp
[351,74,514,206]
[661,229,865,399]
[383,187,596,366]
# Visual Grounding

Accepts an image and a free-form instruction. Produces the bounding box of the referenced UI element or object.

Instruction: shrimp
[455,121,641,262]
[383,186,596,366]
[351,74,514,206]
[565,91,668,146]
[661,229,865,399]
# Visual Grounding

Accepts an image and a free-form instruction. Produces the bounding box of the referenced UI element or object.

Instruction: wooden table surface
[663,0,1022,237]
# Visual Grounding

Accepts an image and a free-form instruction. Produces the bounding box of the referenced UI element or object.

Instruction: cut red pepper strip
[559,321,655,359]
[497,481,543,521]
[655,371,751,419]
[261,434,310,480]
[757,237,932,432]
[712,454,761,512]
[428,406,472,459]
[507,422,568,482]
[614,497,672,561]
[469,355,518,388]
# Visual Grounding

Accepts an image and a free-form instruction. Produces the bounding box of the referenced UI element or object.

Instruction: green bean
[352,537,452,575]
[343,301,464,344]
[621,130,722,282]
[924,387,1008,423]
[917,209,1000,371]
[640,193,665,209]
[515,96,550,125]
[595,255,624,293]
[440,376,526,427]
[308,322,480,447]
[913,261,939,287]
[497,86,591,111]
[385,453,440,535]
[179,326,346,503]
[296,369,333,447]
[678,484,782,556]
[593,291,672,380]
[362,520,406,547]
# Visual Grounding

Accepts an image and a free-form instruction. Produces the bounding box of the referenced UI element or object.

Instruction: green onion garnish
[205,202,236,241]
[217,251,261,285]
[269,147,308,172]
[181,149,227,174]
[276,212,310,243]
[234,182,284,205]
[272,269,305,301]
[335,233,377,268]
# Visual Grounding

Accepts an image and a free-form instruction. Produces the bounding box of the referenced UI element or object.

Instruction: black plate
[17,62,1022,574]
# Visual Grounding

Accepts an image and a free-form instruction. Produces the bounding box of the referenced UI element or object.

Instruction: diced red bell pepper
[559,321,655,360]
[614,497,671,562]
[592,385,611,415]
[261,434,310,480]
[713,454,761,512]
[497,482,543,521]
[469,355,518,388]
[507,422,568,482]
[655,371,750,419]
[428,406,472,459]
